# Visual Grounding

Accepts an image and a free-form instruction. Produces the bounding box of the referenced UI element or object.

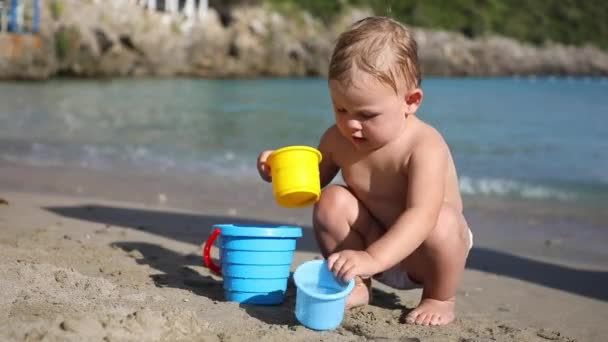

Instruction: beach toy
[203,224,302,305]
[267,146,322,208]
[293,260,355,330]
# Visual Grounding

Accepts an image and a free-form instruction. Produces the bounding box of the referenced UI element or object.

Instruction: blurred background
[0,0,607,233]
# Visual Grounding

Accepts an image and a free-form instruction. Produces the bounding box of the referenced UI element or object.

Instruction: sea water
[0,77,607,211]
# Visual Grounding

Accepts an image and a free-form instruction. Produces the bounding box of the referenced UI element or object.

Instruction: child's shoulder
[410,117,449,154]
[318,125,349,157]
[320,125,344,145]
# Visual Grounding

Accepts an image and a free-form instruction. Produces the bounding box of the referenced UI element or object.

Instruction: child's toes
[430,313,442,325]
[420,312,434,325]
[406,309,428,325]
[405,310,419,324]
[406,298,456,326]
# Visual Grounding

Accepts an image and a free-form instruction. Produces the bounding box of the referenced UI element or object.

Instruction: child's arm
[256,126,339,185]
[328,135,448,281]
[366,136,448,272]
[317,126,340,188]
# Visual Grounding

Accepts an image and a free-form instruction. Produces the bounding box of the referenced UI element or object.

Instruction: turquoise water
[1,77,607,207]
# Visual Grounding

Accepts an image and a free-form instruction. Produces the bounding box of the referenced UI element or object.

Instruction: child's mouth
[352,136,366,144]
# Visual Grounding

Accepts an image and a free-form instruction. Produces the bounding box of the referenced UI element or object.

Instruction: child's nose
[346,119,362,131]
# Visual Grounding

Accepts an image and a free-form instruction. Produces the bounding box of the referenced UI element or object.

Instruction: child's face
[329,73,416,151]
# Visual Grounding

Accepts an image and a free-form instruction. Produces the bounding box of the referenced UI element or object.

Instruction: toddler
[257,16,472,326]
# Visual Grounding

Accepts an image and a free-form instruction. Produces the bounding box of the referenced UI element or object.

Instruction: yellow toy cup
[268,146,322,208]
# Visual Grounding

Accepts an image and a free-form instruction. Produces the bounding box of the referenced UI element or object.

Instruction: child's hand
[257,150,273,182]
[327,250,381,282]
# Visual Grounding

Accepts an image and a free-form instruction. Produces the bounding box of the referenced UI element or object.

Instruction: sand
[1,163,607,341]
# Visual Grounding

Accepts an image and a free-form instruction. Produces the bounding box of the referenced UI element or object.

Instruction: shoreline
[3,160,608,268]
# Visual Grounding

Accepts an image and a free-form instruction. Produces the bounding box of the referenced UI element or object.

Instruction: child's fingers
[259,163,272,182]
[256,150,274,182]
[338,261,355,281]
[336,258,350,279]
[258,150,273,165]
[327,253,339,270]
[332,257,346,275]
[328,253,346,275]
[343,266,357,282]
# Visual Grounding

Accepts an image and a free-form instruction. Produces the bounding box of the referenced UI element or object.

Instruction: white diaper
[374,229,473,290]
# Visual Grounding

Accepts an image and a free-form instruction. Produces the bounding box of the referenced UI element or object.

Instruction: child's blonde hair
[329,16,421,94]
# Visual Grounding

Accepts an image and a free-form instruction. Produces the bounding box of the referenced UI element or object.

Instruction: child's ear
[404,88,423,114]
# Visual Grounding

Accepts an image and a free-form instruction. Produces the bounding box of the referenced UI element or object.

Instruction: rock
[1,1,607,80]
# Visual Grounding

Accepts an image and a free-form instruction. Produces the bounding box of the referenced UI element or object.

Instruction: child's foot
[405,297,455,326]
[345,277,372,309]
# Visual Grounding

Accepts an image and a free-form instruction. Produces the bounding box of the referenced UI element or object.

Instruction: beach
[2,0,608,337]
[1,162,607,341]
[1,0,608,338]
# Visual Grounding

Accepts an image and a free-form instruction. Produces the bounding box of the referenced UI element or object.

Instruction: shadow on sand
[110,241,303,326]
[47,204,608,303]
[47,204,407,323]
[467,247,608,301]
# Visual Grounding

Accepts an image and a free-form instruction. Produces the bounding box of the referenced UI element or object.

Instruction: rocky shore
[2,0,608,80]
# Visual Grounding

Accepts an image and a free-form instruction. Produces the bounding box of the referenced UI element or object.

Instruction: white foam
[0,141,586,203]
[459,176,575,201]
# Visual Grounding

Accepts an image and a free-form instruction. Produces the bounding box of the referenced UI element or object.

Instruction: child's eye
[335,107,347,114]
[360,111,380,119]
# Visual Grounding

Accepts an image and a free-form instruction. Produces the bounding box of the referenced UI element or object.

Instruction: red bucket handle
[203,228,222,275]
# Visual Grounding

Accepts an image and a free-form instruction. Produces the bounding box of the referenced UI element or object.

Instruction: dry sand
[1,164,607,341]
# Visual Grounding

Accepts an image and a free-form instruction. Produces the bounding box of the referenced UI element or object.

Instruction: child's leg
[313,185,384,308]
[402,202,471,326]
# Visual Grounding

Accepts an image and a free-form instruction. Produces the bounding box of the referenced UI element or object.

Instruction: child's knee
[313,185,355,230]
[425,204,467,251]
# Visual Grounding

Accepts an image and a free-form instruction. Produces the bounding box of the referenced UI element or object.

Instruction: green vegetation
[55,26,79,60]
[55,29,70,60]
[50,0,64,20]
[257,0,608,50]
[171,20,181,34]
[266,0,343,23]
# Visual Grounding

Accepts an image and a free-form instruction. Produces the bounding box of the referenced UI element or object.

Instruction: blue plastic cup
[203,224,302,305]
[293,260,355,330]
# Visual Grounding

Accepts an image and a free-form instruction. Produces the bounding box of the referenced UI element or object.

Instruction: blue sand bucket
[203,224,302,305]
[293,260,355,330]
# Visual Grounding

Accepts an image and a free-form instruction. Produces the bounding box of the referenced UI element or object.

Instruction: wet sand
[1,162,607,341]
